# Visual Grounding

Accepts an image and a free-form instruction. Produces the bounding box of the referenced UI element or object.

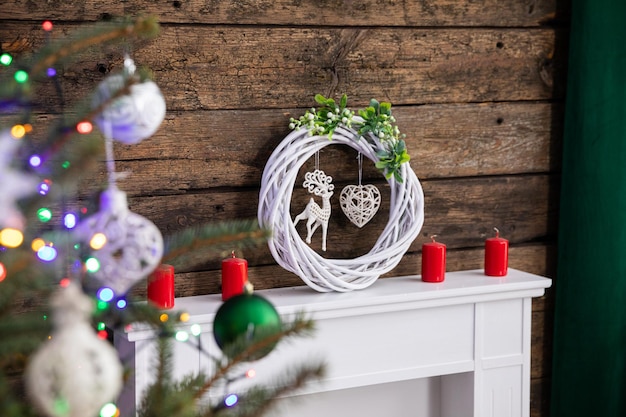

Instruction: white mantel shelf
[116,268,551,417]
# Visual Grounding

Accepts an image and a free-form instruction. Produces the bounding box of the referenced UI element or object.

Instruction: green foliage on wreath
[289,94,410,182]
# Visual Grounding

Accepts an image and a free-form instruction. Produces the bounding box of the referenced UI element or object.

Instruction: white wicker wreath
[258,124,424,292]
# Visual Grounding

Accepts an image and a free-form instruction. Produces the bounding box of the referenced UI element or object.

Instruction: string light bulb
[31,238,45,252]
[175,331,189,342]
[76,121,93,134]
[99,403,118,417]
[0,53,12,66]
[0,262,7,282]
[14,70,28,84]
[29,155,42,167]
[10,124,26,139]
[89,233,107,250]
[190,324,201,336]
[37,245,58,262]
[37,207,53,222]
[63,213,77,229]
[97,287,114,303]
[42,20,53,31]
[85,257,101,273]
[224,394,238,407]
[0,228,24,248]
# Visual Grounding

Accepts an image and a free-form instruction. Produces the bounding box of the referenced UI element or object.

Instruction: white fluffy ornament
[0,130,39,230]
[74,185,164,295]
[26,282,123,417]
[92,59,165,144]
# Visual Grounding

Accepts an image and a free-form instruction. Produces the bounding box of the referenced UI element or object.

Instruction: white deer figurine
[293,169,335,251]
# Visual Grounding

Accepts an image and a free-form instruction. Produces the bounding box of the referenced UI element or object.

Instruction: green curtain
[551,0,626,415]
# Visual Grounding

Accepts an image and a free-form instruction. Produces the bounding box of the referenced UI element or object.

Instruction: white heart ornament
[340,184,381,228]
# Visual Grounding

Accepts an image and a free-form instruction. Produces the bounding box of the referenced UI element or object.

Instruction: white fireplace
[115,268,550,417]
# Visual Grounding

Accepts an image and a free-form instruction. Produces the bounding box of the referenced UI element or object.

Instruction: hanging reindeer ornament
[293,169,335,251]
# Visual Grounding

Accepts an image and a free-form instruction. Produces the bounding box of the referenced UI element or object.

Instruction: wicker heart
[340,184,381,228]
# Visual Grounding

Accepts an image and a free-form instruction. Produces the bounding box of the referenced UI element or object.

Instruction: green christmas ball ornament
[213,291,282,360]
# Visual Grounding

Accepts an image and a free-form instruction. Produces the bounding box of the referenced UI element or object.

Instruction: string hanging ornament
[293,151,335,251]
[340,152,381,228]
[25,282,123,417]
[74,57,164,295]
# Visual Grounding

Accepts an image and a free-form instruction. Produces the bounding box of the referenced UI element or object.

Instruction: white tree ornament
[0,130,39,230]
[258,125,424,292]
[74,185,163,294]
[92,71,166,145]
[25,283,123,417]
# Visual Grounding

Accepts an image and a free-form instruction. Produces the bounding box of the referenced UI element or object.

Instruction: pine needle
[162,220,271,270]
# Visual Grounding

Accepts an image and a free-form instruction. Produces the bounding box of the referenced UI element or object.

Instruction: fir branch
[162,220,271,270]
[30,16,159,77]
[194,315,315,402]
[210,362,326,417]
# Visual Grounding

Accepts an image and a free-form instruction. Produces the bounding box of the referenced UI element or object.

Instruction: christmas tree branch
[162,220,271,270]
[211,363,326,417]
[193,315,315,402]
[30,16,159,77]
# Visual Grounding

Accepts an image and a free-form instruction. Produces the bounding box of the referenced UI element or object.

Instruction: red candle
[222,251,248,301]
[421,235,446,283]
[485,227,509,276]
[147,264,175,309]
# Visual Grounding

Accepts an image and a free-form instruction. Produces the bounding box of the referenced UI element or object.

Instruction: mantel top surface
[125,269,550,332]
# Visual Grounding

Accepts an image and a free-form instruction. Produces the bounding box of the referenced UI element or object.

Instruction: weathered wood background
[0,1,569,415]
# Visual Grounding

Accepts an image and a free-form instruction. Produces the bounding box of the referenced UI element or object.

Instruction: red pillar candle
[485,227,509,277]
[222,251,248,301]
[421,235,446,283]
[147,264,175,309]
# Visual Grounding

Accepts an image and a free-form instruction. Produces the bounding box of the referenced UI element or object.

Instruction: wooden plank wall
[0,1,569,415]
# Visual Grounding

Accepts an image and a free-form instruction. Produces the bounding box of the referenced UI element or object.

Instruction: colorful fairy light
[42,20,53,31]
[190,324,201,336]
[0,228,24,248]
[159,313,169,323]
[96,300,108,311]
[245,369,256,378]
[179,312,190,322]
[37,207,53,222]
[224,394,238,407]
[97,287,115,302]
[37,245,58,262]
[97,322,106,331]
[29,155,42,167]
[0,53,12,66]
[59,278,70,287]
[62,161,70,169]
[0,263,7,282]
[97,330,108,340]
[175,330,189,342]
[14,70,28,83]
[89,233,107,250]
[63,213,77,229]
[10,124,26,139]
[99,403,118,417]
[46,68,56,77]
[39,181,51,196]
[31,238,45,252]
[116,299,127,309]
[76,121,93,134]
[85,257,100,273]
